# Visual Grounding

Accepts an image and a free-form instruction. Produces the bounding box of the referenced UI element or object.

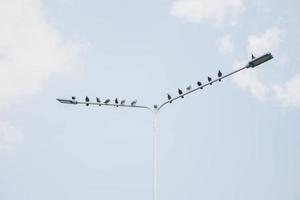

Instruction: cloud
[233,27,282,100]
[233,26,300,108]
[170,0,245,25]
[272,74,300,107]
[232,60,270,100]
[247,27,283,55]
[0,0,81,149]
[0,121,23,151]
[217,35,234,54]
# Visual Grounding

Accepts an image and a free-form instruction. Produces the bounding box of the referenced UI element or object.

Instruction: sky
[0,0,300,199]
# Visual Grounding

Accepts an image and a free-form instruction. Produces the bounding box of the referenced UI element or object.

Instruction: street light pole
[57,52,273,200]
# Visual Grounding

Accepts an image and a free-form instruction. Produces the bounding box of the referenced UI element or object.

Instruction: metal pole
[153,112,158,200]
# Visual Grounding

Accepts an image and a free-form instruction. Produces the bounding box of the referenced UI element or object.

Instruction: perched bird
[178,88,184,98]
[72,96,76,100]
[96,97,101,106]
[208,76,212,85]
[251,54,256,59]
[85,96,90,106]
[131,99,137,106]
[197,81,203,89]
[218,70,222,81]
[120,99,126,105]
[167,94,172,103]
[154,105,158,109]
[186,85,192,91]
[115,98,119,107]
[104,99,110,104]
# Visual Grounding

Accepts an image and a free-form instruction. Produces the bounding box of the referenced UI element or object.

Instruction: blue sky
[0,0,300,199]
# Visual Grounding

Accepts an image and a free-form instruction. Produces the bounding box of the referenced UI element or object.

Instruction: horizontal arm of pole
[56,99,152,111]
[157,65,249,111]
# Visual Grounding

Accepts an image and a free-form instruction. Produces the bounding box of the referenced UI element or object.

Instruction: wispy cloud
[0,121,23,151]
[232,26,300,108]
[217,35,234,54]
[0,0,81,149]
[170,0,245,25]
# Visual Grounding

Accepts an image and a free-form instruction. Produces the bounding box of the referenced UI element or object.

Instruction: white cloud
[272,74,300,107]
[233,26,300,108]
[217,35,234,54]
[170,0,245,25]
[232,60,270,100]
[0,121,23,151]
[247,27,283,55]
[0,0,81,149]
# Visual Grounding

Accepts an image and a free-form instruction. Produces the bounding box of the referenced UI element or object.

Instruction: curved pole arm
[157,52,273,111]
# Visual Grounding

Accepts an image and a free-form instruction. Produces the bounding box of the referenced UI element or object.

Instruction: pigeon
[114,98,119,107]
[208,76,212,85]
[197,81,203,89]
[178,88,184,98]
[218,70,222,81]
[251,54,256,59]
[186,85,192,91]
[167,94,172,103]
[85,96,90,106]
[104,99,110,104]
[120,100,126,105]
[96,97,101,106]
[131,100,137,106]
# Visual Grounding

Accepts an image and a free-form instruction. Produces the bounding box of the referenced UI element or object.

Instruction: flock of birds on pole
[70,69,224,108]
[166,69,223,103]
[70,96,138,107]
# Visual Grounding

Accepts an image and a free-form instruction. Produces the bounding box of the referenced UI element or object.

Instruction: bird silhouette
[114,98,119,107]
[167,94,172,103]
[85,96,90,106]
[72,96,76,100]
[131,100,137,106]
[197,81,203,89]
[252,54,256,59]
[104,99,110,104]
[120,99,126,105]
[154,105,158,109]
[96,97,101,106]
[218,70,222,81]
[208,76,212,85]
[186,85,192,91]
[178,88,184,98]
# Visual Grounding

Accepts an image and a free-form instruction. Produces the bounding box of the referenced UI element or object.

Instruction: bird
[85,96,90,106]
[178,88,184,98]
[167,94,172,103]
[96,97,101,106]
[120,99,126,105]
[251,54,256,59]
[72,96,76,100]
[208,76,212,85]
[131,99,137,106]
[154,105,158,109]
[115,98,119,107]
[218,70,222,81]
[186,85,192,91]
[197,81,203,89]
[104,99,110,104]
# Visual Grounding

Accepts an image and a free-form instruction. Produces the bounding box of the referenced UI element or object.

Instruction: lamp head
[248,52,273,68]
